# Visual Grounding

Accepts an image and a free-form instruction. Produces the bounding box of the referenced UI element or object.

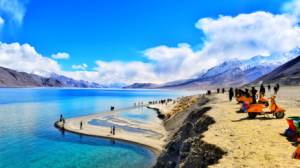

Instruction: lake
[0,88,204,168]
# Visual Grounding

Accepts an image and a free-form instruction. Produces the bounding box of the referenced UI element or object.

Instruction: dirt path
[201,86,300,167]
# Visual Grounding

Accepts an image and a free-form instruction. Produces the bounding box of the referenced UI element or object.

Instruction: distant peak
[291,45,300,52]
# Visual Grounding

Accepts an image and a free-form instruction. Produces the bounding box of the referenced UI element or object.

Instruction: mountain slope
[156,46,300,88]
[251,55,300,83]
[49,73,107,88]
[190,46,300,80]
[0,66,65,87]
[33,71,108,88]
[160,65,275,88]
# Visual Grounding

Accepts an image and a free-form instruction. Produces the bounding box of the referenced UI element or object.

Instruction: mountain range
[33,71,108,88]
[0,66,66,87]
[122,46,300,89]
[251,55,300,85]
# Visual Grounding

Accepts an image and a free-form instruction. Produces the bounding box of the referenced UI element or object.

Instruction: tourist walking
[217,88,220,94]
[268,84,271,91]
[245,87,249,93]
[60,114,63,121]
[251,86,257,104]
[277,83,280,91]
[80,121,82,130]
[259,84,265,95]
[222,88,225,94]
[229,88,234,101]
[274,86,278,95]
[235,88,238,97]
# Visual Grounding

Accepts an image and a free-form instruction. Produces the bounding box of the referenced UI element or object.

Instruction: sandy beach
[202,86,300,167]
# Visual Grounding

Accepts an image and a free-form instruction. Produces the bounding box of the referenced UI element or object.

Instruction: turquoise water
[0,88,204,168]
[118,108,163,124]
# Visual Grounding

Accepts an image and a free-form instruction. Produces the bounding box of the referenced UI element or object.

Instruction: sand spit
[55,105,168,155]
[148,102,178,116]
[203,86,300,167]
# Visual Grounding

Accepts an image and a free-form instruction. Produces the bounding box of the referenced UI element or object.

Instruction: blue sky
[0,0,299,84]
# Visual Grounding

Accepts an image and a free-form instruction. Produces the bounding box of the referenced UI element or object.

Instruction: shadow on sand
[232,116,281,122]
[280,133,300,147]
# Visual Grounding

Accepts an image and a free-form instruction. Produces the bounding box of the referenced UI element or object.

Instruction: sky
[0,0,300,85]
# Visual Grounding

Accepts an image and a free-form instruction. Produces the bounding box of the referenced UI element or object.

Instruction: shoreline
[54,104,167,157]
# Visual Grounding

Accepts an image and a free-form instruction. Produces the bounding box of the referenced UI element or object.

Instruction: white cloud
[93,61,159,84]
[1,1,300,85]
[0,0,26,25]
[52,52,69,59]
[72,64,87,70]
[282,0,300,17]
[195,11,300,59]
[0,42,61,73]
[0,17,4,24]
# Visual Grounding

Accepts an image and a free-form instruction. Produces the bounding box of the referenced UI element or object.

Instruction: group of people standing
[217,88,226,94]
[226,83,280,102]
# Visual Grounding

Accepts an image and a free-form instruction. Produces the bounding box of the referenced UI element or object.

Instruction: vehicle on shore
[247,96,285,118]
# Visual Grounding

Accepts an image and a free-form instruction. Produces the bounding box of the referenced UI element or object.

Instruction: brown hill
[0,66,66,87]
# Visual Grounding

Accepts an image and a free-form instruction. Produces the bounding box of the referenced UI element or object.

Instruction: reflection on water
[0,88,204,168]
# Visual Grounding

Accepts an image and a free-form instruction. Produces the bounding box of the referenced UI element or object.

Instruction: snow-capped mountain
[31,71,108,88]
[190,46,300,80]
[190,69,208,79]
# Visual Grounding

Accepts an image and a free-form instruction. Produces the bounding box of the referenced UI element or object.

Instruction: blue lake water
[0,88,204,168]
[118,108,163,124]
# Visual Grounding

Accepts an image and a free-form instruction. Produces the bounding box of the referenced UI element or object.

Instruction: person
[80,121,82,130]
[217,88,220,94]
[245,87,249,93]
[60,114,63,121]
[113,126,115,135]
[229,88,234,101]
[277,83,280,91]
[235,88,238,97]
[259,84,265,96]
[268,84,271,91]
[274,86,278,95]
[251,86,257,104]
[269,95,277,112]
[222,88,225,94]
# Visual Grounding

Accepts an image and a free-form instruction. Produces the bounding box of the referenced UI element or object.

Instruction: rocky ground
[153,95,226,168]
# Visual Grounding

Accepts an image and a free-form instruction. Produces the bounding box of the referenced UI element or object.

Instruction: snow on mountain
[31,71,108,88]
[189,69,208,79]
[31,70,53,78]
[190,46,300,80]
